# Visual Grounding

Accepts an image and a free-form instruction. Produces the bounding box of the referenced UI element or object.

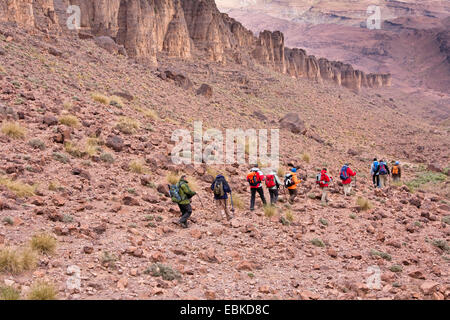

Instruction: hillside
[0,0,449,300]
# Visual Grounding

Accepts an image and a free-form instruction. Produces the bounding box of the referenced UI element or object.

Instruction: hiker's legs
[223,198,231,220]
[375,175,380,188]
[393,175,399,183]
[215,199,225,221]
[179,203,192,225]
[257,187,267,205]
[269,189,276,204]
[250,188,257,210]
[379,175,386,188]
[344,183,352,196]
[288,189,297,203]
[372,174,376,186]
[321,187,329,204]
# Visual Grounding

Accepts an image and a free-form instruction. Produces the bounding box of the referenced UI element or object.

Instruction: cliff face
[1,0,391,90]
[0,0,58,31]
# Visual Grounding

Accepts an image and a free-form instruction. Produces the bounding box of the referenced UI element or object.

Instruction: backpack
[169,182,185,203]
[315,173,321,184]
[392,165,399,175]
[284,173,294,188]
[379,163,387,175]
[265,174,276,188]
[340,165,349,180]
[213,179,225,197]
[247,172,261,187]
[372,161,379,173]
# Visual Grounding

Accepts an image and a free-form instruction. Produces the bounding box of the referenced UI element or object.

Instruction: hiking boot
[180,221,188,228]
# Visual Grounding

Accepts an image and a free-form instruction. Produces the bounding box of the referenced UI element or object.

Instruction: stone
[106,135,124,152]
[420,281,439,295]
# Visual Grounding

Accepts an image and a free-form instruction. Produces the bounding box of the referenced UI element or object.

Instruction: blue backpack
[372,161,379,173]
[169,182,185,203]
[340,165,349,180]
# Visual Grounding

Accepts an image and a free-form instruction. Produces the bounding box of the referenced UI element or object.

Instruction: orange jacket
[287,173,300,190]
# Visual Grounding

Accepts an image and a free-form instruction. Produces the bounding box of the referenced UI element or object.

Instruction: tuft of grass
[30,233,57,255]
[301,152,310,163]
[0,247,37,274]
[311,238,325,247]
[389,265,403,273]
[166,171,179,185]
[52,152,70,164]
[186,177,199,192]
[205,166,218,177]
[277,167,284,178]
[100,251,117,269]
[2,216,13,225]
[349,213,356,219]
[59,115,79,127]
[431,239,450,252]
[285,209,294,223]
[0,177,36,197]
[109,95,124,108]
[142,108,158,120]
[64,141,85,158]
[62,214,74,223]
[1,122,26,139]
[357,197,373,211]
[48,181,61,191]
[100,152,115,164]
[231,193,244,209]
[370,249,392,261]
[145,263,181,281]
[0,285,20,300]
[28,138,46,150]
[116,117,140,135]
[91,92,110,105]
[263,205,277,218]
[129,159,148,174]
[27,281,57,300]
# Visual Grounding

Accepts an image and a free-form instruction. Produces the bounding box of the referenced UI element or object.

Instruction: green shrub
[0,286,20,300]
[28,138,46,150]
[145,263,181,281]
[370,249,392,261]
[100,152,115,163]
[431,239,450,252]
[311,238,325,247]
[319,218,329,226]
[389,265,403,273]
[52,152,70,164]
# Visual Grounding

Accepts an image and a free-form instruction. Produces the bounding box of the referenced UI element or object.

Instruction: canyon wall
[0,0,391,90]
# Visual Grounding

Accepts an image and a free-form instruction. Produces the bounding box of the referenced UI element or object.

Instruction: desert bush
[2,216,13,225]
[116,117,140,134]
[142,108,158,120]
[145,263,181,281]
[263,205,276,218]
[100,251,117,269]
[129,159,148,174]
[389,265,403,273]
[30,233,57,255]
[277,167,284,178]
[442,216,450,225]
[27,281,57,300]
[0,177,36,197]
[0,247,37,274]
[319,218,329,226]
[406,171,447,190]
[64,141,85,158]
[59,115,79,127]
[431,239,449,252]
[370,249,392,261]
[356,197,373,211]
[100,152,115,164]
[91,92,110,105]
[311,238,325,247]
[1,122,26,139]
[285,210,294,223]
[52,152,70,164]
[28,138,46,150]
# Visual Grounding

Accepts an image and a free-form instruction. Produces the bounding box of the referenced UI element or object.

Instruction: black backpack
[213,179,225,197]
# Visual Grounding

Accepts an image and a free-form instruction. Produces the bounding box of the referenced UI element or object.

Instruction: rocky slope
[0,2,449,300]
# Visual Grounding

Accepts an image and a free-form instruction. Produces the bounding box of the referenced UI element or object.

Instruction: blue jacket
[211,175,231,199]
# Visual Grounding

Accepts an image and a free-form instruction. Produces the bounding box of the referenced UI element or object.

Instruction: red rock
[122,196,139,206]
[205,290,216,300]
[117,277,128,290]
[199,248,220,263]
[420,281,439,295]
[408,269,426,280]
[83,246,94,254]
[190,229,202,239]
[236,261,254,271]
[327,248,337,258]
[151,251,165,262]
[259,286,271,294]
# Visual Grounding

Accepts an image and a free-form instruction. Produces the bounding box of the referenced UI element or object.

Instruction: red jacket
[319,170,332,188]
[342,167,356,185]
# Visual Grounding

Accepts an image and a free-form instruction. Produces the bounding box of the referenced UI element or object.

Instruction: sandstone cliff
[0,0,391,90]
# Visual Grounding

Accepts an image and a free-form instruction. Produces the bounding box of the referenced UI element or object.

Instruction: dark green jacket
[178,179,196,205]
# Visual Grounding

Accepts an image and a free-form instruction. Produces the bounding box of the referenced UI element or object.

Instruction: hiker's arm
[182,183,196,197]
[210,181,215,191]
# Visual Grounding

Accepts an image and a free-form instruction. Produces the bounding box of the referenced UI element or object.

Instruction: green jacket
[178,179,196,205]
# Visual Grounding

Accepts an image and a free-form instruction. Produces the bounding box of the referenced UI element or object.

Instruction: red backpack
[247,172,261,187]
[265,174,276,188]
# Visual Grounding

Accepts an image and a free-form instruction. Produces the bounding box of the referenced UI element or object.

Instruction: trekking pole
[196,193,204,209]
[229,192,235,213]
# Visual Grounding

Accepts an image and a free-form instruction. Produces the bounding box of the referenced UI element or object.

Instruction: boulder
[279,113,307,135]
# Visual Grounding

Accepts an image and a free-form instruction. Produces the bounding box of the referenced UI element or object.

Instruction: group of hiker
[169,159,403,228]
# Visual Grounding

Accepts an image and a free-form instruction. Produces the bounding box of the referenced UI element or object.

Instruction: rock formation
[0,0,391,90]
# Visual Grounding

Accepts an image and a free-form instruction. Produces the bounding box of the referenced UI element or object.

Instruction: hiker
[247,166,267,211]
[265,170,281,205]
[376,159,390,188]
[370,158,380,188]
[211,174,233,221]
[340,163,356,196]
[170,175,196,228]
[392,161,402,182]
[285,168,301,203]
[317,168,332,205]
